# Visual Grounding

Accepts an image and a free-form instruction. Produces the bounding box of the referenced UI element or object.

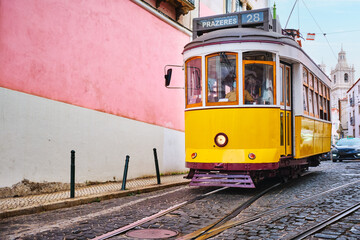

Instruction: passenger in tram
[225,81,237,101]
[244,72,260,104]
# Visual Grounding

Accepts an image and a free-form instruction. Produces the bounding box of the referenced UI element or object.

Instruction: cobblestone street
[1,161,359,240]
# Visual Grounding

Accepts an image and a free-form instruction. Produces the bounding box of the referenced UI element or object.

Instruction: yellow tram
[166,8,332,188]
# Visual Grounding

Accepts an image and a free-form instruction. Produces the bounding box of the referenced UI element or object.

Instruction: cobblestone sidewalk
[0,175,189,218]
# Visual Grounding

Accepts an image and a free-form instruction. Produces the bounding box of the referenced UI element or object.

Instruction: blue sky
[270,0,360,78]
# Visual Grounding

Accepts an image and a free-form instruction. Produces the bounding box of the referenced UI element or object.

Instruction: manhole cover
[126,229,178,239]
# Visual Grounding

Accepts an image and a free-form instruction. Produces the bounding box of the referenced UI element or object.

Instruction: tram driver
[244,71,260,104]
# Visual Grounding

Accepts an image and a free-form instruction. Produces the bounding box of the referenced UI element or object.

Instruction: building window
[225,0,232,13]
[226,0,243,13]
[344,73,349,83]
[334,75,336,83]
[235,0,242,12]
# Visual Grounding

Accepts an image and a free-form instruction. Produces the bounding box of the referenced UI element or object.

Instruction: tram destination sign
[197,15,238,30]
[193,8,272,39]
[241,11,264,24]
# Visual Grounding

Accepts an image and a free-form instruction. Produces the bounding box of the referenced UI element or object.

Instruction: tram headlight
[214,133,228,147]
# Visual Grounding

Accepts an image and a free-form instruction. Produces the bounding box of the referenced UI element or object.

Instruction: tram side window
[303,68,309,115]
[280,65,284,105]
[243,62,275,105]
[280,64,291,106]
[186,57,202,107]
[206,52,237,105]
[285,66,291,106]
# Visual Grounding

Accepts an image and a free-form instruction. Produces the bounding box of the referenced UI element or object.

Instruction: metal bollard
[121,155,130,190]
[153,148,161,184]
[70,150,75,198]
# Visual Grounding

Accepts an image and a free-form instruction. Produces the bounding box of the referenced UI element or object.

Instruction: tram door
[280,63,292,156]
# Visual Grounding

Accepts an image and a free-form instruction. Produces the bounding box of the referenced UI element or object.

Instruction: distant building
[330,47,355,140]
[347,78,360,137]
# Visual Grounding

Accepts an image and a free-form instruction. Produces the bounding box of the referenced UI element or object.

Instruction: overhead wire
[284,0,298,29]
[316,29,360,35]
[301,0,338,60]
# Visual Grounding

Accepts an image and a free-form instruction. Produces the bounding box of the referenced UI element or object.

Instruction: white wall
[0,88,186,188]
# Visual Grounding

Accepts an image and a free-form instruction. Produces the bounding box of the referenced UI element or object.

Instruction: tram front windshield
[244,63,274,105]
[185,52,275,108]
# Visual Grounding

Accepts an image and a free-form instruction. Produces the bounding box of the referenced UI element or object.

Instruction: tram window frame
[303,85,309,115]
[243,60,276,105]
[303,68,308,86]
[319,82,323,97]
[309,73,314,90]
[309,88,314,117]
[280,64,291,106]
[314,92,319,118]
[303,67,309,115]
[185,56,202,108]
[205,52,238,106]
[280,64,284,105]
[285,66,291,106]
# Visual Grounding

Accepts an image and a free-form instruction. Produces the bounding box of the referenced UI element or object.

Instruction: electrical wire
[301,0,337,60]
[284,0,299,29]
[316,29,360,35]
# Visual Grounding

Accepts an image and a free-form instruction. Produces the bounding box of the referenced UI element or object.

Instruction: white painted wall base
[0,88,186,188]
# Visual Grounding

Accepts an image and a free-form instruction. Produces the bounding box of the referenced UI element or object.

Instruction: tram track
[177,182,281,240]
[90,178,360,240]
[182,179,360,239]
[92,180,282,240]
[91,186,229,240]
[288,202,360,240]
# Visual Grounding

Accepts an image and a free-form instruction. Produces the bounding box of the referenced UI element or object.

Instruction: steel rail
[288,202,360,240]
[177,182,282,240]
[191,179,360,239]
[91,186,228,240]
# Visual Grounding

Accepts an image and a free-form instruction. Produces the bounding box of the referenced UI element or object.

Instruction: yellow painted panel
[296,117,314,157]
[186,148,279,164]
[322,122,332,151]
[314,121,323,154]
[185,108,280,164]
[280,110,285,156]
[295,116,332,158]
[286,112,292,156]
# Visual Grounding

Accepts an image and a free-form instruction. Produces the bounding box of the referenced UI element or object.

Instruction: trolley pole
[121,155,130,190]
[153,148,161,184]
[70,150,75,198]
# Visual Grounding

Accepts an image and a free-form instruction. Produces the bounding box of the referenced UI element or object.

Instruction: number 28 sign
[241,12,264,24]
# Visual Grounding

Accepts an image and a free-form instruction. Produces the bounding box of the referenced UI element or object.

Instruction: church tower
[330,46,355,108]
[330,47,356,140]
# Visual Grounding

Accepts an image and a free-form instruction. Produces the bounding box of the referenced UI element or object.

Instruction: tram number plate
[242,12,264,24]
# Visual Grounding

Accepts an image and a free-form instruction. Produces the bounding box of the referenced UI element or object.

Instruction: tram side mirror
[165,69,172,87]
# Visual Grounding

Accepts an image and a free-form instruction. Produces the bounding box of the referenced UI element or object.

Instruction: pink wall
[0,0,187,131]
[199,2,218,17]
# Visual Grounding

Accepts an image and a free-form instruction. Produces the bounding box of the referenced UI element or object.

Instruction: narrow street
[1,160,359,240]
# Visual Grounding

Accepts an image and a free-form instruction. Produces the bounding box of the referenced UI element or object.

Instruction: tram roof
[184,27,299,52]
